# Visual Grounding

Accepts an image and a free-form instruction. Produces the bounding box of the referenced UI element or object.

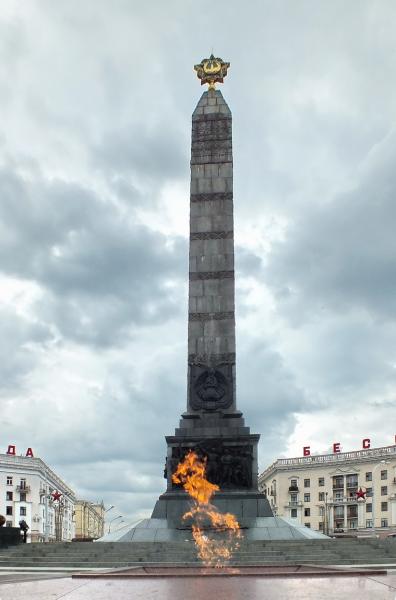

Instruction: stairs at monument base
[0,539,396,569]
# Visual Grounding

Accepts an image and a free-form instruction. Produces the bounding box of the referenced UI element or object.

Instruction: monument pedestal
[152,490,273,527]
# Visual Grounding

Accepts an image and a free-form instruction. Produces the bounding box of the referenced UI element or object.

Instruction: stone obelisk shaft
[186,88,236,415]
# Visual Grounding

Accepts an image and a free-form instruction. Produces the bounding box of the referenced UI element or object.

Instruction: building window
[381,502,388,512]
[6,476,12,485]
[319,522,324,531]
[334,506,344,518]
[20,479,27,490]
[304,479,310,488]
[366,487,373,497]
[319,492,325,502]
[318,477,324,487]
[304,493,310,503]
[6,521,12,528]
[20,493,26,502]
[381,519,388,528]
[346,474,358,489]
[290,478,298,487]
[304,508,310,517]
[366,503,372,512]
[20,507,26,516]
[333,476,343,489]
[291,509,297,518]
[381,486,388,496]
[319,506,324,516]
[290,493,298,503]
[6,491,13,501]
[6,506,12,516]
[304,523,311,528]
[365,472,372,482]
[381,470,388,480]
[366,519,373,528]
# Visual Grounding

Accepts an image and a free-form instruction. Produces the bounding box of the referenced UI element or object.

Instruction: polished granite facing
[1,574,396,599]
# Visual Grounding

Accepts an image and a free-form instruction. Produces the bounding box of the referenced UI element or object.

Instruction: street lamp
[112,520,125,532]
[105,505,114,513]
[371,460,390,535]
[107,515,123,534]
[324,491,329,536]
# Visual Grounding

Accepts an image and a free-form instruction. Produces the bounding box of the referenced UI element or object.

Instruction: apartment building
[0,452,76,542]
[259,444,396,535]
[74,500,105,540]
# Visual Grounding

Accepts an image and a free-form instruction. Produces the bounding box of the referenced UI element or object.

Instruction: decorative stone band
[189,270,234,281]
[189,311,234,321]
[188,352,236,365]
[190,231,233,240]
[190,151,233,164]
[190,192,233,203]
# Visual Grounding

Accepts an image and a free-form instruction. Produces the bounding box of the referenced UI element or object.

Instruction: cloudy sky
[1,0,396,524]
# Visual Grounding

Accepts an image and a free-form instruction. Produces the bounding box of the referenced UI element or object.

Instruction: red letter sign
[6,445,16,455]
[333,442,341,453]
[362,438,370,449]
[25,447,34,458]
[303,446,311,456]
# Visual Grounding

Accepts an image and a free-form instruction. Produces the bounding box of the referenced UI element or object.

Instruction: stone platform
[1,570,396,600]
[99,516,328,542]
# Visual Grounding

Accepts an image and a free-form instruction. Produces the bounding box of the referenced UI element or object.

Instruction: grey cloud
[92,122,188,183]
[0,308,52,395]
[0,167,187,346]
[2,346,186,519]
[265,131,396,324]
[236,246,263,277]
[237,340,311,463]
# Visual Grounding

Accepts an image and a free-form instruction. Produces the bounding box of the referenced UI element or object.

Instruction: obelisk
[98,56,328,543]
[152,55,272,524]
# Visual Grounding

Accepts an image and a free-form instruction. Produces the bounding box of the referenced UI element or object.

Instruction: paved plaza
[1,572,396,599]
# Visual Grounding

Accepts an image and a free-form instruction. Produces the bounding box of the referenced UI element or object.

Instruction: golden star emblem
[194,54,230,89]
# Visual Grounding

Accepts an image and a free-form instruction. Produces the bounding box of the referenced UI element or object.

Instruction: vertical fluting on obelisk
[186,88,237,414]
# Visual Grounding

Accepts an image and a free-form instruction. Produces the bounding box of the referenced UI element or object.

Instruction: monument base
[0,527,21,547]
[97,516,328,543]
[99,490,327,543]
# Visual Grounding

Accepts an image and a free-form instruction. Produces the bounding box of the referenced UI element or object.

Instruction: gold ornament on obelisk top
[194,54,230,89]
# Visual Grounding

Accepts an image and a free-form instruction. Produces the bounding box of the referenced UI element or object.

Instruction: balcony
[329,496,358,505]
[16,485,30,493]
[288,485,299,492]
[285,501,303,508]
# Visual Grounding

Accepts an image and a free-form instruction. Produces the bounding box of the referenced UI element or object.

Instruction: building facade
[0,453,76,542]
[74,500,105,540]
[259,445,396,535]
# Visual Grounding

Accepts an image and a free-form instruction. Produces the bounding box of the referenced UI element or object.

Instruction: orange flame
[172,450,242,566]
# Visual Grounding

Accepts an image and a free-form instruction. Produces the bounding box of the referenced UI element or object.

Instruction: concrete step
[1,539,395,570]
